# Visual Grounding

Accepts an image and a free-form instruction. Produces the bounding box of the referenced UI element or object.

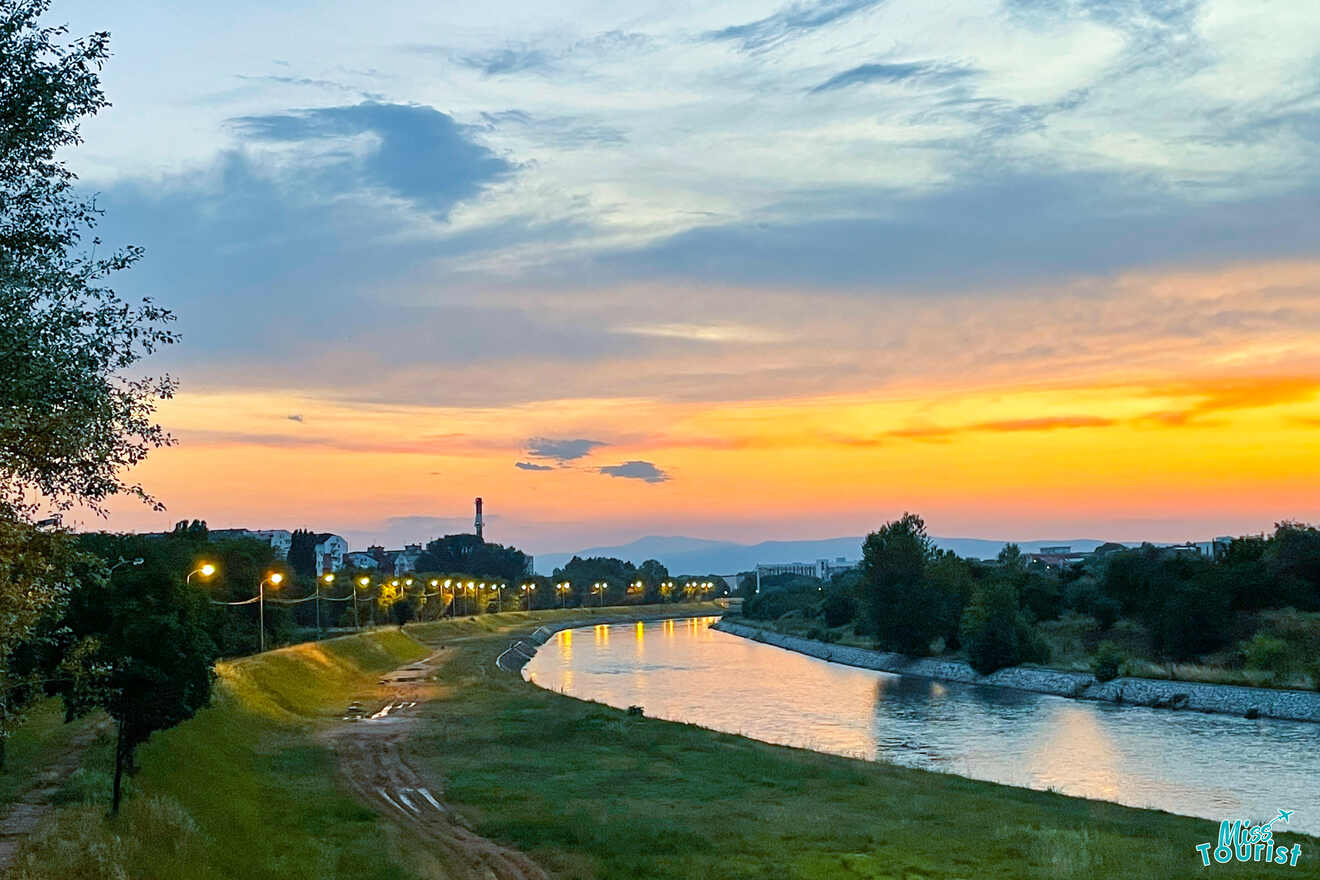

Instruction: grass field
[5,604,1317,879]
[406,612,1319,880]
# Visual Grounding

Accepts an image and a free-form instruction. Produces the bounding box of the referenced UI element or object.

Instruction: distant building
[343,551,379,571]
[1024,546,1091,569]
[310,533,348,575]
[210,528,293,559]
[816,557,858,580]
[383,543,424,575]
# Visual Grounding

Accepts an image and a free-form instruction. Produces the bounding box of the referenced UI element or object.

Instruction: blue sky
[64,0,1320,550]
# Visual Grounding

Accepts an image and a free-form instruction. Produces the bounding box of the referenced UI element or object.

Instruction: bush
[821,591,857,627]
[1242,633,1292,679]
[1092,641,1125,682]
[961,582,1026,674]
[1093,597,1121,631]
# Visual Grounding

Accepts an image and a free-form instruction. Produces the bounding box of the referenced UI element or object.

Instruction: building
[815,557,859,580]
[310,533,348,575]
[1023,546,1091,569]
[343,551,379,571]
[210,528,293,558]
[381,543,424,575]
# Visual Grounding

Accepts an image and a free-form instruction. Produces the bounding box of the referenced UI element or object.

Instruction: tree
[0,0,176,518]
[58,556,216,813]
[416,534,530,584]
[859,513,942,654]
[0,517,81,767]
[287,529,318,580]
[638,559,669,602]
[960,580,1045,674]
[0,1,175,758]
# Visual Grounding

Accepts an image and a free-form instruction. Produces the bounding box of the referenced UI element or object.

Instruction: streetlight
[258,572,284,653]
[594,581,606,607]
[185,562,214,583]
[355,576,369,629]
[521,582,536,610]
[466,582,475,616]
[318,573,334,638]
[444,579,453,617]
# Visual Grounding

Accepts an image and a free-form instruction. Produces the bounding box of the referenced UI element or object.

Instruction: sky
[57,0,1320,554]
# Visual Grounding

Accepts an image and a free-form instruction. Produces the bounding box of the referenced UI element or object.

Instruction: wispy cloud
[809,60,976,93]
[526,437,608,462]
[599,460,669,483]
[613,322,785,343]
[515,460,555,471]
[707,0,886,52]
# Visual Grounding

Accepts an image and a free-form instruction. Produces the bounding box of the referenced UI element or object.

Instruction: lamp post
[185,562,214,584]
[521,583,536,610]
[319,573,334,638]
[557,582,569,608]
[466,582,475,616]
[259,572,284,653]
[356,576,369,629]
[594,581,606,607]
[444,580,453,618]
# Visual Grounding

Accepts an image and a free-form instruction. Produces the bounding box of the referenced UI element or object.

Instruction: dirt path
[323,654,548,880]
[0,718,110,874]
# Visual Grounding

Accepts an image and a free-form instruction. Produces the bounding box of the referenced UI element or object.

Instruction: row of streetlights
[189,561,722,653]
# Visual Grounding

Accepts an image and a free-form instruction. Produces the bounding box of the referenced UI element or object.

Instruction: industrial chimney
[474,496,484,541]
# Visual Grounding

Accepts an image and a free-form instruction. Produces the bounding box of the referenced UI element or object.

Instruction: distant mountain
[533,535,1114,575]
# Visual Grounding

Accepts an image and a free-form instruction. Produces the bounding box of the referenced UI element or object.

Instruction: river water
[523,616,1320,834]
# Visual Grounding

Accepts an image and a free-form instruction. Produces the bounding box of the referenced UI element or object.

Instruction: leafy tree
[0,0,176,518]
[638,558,669,601]
[552,555,637,605]
[960,580,1047,673]
[58,554,216,813]
[416,534,530,584]
[859,513,942,654]
[0,517,81,767]
[0,1,175,760]
[287,529,317,580]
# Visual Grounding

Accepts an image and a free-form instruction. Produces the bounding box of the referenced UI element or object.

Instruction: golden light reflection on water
[1025,704,1123,800]
[524,616,1320,834]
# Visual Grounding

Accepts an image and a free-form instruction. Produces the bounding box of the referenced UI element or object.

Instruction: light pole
[319,573,334,638]
[259,572,284,653]
[557,582,569,608]
[356,576,369,629]
[521,583,536,610]
[466,582,475,616]
[444,580,453,618]
[594,581,606,607]
[185,562,214,584]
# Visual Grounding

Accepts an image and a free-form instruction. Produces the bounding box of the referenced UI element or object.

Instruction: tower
[474,496,484,541]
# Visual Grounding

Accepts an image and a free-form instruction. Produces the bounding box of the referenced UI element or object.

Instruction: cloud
[809,61,976,93]
[229,102,514,217]
[515,461,555,471]
[457,47,556,76]
[287,413,304,422]
[869,415,1118,443]
[526,437,608,462]
[613,322,785,343]
[707,0,885,52]
[599,460,669,483]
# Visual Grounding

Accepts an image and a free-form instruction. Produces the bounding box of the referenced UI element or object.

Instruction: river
[523,616,1320,835]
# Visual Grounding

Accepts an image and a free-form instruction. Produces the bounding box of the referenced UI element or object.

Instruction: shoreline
[494,607,722,672]
[713,619,1320,724]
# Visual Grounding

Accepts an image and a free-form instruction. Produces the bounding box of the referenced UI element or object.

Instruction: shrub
[961,582,1025,674]
[1092,642,1125,682]
[1242,633,1292,679]
[822,591,857,627]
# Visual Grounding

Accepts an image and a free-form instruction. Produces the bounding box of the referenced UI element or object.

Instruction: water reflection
[525,617,1320,834]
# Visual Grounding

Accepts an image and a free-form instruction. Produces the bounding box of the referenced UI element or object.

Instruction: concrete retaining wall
[713,620,1320,723]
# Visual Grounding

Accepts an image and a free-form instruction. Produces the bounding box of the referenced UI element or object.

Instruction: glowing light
[199,563,216,577]
[268,572,283,585]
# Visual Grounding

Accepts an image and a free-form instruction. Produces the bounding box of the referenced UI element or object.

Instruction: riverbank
[714,619,1320,722]
[9,606,1317,879]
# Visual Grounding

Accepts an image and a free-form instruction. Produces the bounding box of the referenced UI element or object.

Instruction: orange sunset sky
[59,0,1320,554]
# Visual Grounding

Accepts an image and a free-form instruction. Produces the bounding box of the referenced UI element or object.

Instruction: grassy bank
[8,628,430,880]
[407,611,1318,880]
[7,604,1316,879]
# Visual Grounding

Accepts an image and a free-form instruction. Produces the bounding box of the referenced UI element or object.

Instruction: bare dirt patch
[323,651,547,880]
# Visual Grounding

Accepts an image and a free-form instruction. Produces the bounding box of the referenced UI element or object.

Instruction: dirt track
[323,654,548,880]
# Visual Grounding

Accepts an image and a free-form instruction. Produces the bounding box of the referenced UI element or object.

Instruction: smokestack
[474,497,484,541]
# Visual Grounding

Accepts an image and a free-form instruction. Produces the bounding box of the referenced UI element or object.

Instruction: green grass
[9,604,1317,879]
[406,611,1320,880]
[9,627,429,880]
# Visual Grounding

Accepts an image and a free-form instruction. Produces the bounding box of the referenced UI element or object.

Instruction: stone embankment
[713,620,1320,723]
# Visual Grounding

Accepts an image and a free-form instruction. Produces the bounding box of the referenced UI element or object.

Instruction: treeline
[741,513,1320,683]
